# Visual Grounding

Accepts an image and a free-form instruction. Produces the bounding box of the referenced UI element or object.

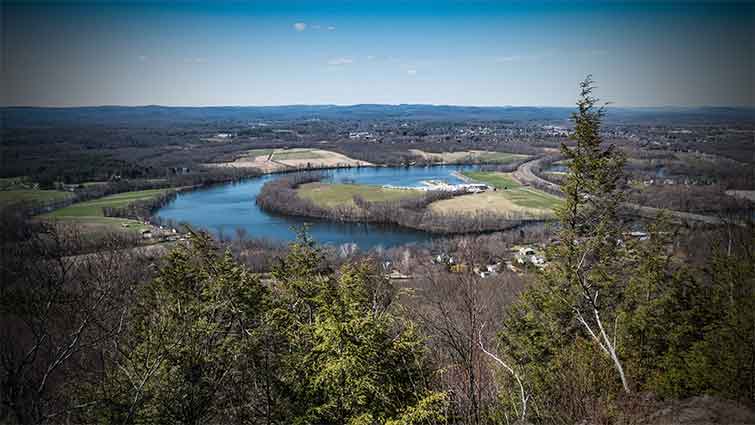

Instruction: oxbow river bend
[155,165,480,250]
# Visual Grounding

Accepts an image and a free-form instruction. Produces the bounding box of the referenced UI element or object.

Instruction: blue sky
[2,1,753,107]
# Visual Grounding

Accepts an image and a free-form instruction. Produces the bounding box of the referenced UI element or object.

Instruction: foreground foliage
[491,77,755,424]
[81,230,447,424]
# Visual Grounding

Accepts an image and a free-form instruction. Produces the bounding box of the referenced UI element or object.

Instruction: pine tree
[84,231,273,424]
[543,75,631,392]
[269,229,448,424]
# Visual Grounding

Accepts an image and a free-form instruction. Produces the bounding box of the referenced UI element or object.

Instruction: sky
[2,1,753,107]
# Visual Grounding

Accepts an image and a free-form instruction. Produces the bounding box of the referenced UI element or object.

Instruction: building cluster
[348,131,376,140]
[382,181,491,193]
[541,125,570,137]
[513,246,547,269]
[431,253,505,279]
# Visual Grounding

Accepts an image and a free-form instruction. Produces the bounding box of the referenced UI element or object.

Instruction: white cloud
[367,55,376,60]
[293,22,307,31]
[327,25,336,31]
[328,57,354,66]
[407,69,417,75]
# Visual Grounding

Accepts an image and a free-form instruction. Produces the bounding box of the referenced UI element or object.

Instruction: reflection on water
[155,165,479,249]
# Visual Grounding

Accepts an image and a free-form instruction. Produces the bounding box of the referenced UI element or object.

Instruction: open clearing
[410,149,529,164]
[429,171,562,217]
[298,182,421,208]
[429,192,551,217]
[40,189,169,231]
[210,148,371,173]
[0,190,72,208]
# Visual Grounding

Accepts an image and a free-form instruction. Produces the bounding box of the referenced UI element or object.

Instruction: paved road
[512,157,726,225]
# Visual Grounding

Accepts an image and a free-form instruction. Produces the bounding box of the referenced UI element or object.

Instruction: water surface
[156,165,478,250]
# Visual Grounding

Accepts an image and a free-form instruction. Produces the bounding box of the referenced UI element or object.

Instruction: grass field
[41,215,153,231]
[462,171,521,190]
[272,149,324,161]
[44,189,168,218]
[243,149,275,159]
[429,171,563,216]
[0,190,72,208]
[410,149,529,164]
[478,151,530,163]
[40,189,169,231]
[298,182,420,208]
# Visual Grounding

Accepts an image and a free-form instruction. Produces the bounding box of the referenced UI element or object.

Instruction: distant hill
[2,104,752,128]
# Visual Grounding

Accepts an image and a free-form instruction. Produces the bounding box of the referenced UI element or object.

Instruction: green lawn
[0,190,72,207]
[43,189,168,218]
[298,182,420,208]
[461,171,563,210]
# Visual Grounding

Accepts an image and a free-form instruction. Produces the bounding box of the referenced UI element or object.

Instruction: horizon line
[3,104,754,110]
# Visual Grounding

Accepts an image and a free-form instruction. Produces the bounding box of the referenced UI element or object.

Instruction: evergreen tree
[541,75,630,392]
[83,232,275,424]
[270,230,448,424]
[495,78,755,423]
[495,77,631,423]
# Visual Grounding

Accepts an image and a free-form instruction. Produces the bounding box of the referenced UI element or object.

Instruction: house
[387,270,412,280]
[530,255,546,268]
[514,246,547,269]
[627,231,650,241]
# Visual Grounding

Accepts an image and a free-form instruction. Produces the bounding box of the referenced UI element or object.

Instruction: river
[155,165,480,250]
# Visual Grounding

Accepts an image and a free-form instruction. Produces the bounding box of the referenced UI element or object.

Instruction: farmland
[428,171,563,216]
[297,182,421,208]
[211,148,371,173]
[40,189,170,231]
[410,149,530,164]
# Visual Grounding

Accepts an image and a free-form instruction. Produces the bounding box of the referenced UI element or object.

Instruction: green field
[40,189,169,231]
[44,189,168,218]
[461,171,563,210]
[298,182,420,208]
[273,149,324,161]
[411,149,529,164]
[0,190,72,207]
[463,171,521,189]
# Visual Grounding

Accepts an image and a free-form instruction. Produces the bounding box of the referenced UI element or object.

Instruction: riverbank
[255,173,549,235]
